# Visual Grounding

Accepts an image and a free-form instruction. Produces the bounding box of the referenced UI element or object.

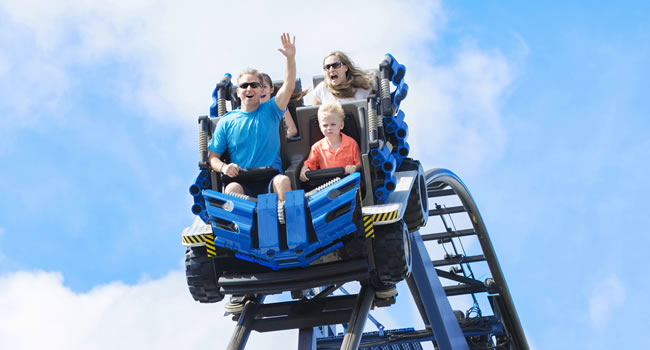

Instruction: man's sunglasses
[323,62,344,71]
[239,82,262,89]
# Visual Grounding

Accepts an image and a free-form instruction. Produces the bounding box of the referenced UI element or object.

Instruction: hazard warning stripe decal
[369,209,399,223]
[363,216,375,238]
[182,233,215,245]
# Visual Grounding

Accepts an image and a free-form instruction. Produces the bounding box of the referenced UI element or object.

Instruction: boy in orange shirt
[300,101,361,182]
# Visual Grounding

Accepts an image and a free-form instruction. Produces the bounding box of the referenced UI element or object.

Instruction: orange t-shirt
[304,133,361,170]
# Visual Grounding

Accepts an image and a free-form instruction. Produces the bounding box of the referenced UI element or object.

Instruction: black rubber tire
[400,158,428,232]
[185,246,224,303]
[373,220,412,283]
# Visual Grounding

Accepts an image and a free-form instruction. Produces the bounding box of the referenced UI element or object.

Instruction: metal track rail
[420,168,529,350]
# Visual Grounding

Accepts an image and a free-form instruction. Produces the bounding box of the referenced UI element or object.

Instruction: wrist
[219,163,225,173]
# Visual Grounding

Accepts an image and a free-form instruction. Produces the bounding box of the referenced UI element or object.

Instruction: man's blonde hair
[237,68,263,86]
[317,101,345,122]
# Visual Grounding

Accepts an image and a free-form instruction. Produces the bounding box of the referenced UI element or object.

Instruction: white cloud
[589,274,625,327]
[0,270,297,349]
[0,270,446,349]
[0,0,516,172]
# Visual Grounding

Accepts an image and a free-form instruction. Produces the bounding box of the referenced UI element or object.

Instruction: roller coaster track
[412,168,529,350]
[225,168,529,349]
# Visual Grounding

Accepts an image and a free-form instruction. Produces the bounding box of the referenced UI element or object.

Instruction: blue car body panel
[199,173,361,270]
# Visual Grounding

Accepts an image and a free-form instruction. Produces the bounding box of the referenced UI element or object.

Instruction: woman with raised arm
[313,51,374,105]
[260,72,299,138]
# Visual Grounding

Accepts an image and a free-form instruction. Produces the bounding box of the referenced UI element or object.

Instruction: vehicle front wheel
[185,246,224,303]
[373,220,412,284]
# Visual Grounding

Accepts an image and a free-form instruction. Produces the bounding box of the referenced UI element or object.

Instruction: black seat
[308,111,362,151]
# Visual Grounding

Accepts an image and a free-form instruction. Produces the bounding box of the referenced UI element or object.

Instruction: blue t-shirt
[208,97,284,171]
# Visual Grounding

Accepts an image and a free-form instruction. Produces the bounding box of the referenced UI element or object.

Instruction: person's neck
[326,134,342,149]
[241,101,260,113]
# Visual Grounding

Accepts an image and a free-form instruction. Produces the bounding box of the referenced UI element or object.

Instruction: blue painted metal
[392,81,409,109]
[257,192,280,258]
[189,170,211,223]
[285,189,308,250]
[210,72,232,117]
[366,52,410,202]
[409,233,469,350]
[369,146,397,203]
[197,173,361,270]
[383,110,410,165]
[203,189,256,251]
[308,173,360,244]
[384,53,406,85]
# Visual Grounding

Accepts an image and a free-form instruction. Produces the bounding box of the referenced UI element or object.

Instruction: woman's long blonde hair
[324,51,374,99]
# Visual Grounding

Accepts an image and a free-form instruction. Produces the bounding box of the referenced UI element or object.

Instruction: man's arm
[274,33,296,111]
[209,151,240,177]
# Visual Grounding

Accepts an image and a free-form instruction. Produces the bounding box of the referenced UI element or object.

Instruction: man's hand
[345,165,357,174]
[222,163,241,177]
[278,33,295,58]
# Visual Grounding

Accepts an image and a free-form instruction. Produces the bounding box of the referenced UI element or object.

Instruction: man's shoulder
[221,109,240,119]
[221,109,247,122]
[259,97,283,115]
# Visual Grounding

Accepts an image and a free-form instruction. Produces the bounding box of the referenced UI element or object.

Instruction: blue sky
[1,1,649,349]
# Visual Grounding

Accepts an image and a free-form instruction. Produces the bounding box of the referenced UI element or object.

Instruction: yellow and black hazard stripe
[205,240,217,257]
[369,210,399,223]
[363,216,375,238]
[182,233,217,257]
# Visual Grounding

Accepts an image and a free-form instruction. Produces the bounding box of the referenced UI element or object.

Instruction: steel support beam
[407,233,469,350]
[227,295,265,350]
[340,285,375,350]
[297,328,316,350]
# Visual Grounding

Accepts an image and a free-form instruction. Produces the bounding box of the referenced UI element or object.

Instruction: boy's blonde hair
[317,101,345,122]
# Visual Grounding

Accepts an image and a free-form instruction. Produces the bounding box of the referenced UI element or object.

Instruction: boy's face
[318,112,344,138]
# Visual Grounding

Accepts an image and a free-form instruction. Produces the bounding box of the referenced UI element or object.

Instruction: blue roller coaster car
[181,54,429,304]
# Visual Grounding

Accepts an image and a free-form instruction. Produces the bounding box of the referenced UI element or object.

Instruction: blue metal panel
[384,53,406,85]
[189,170,211,223]
[202,189,256,251]
[369,145,397,203]
[256,193,279,257]
[285,189,308,250]
[308,173,360,244]
[210,73,232,117]
[382,111,410,167]
[409,233,469,350]
[392,82,409,110]
[195,175,361,269]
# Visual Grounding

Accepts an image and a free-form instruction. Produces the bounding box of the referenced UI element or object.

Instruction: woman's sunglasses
[323,62,344,71]
[239,82,262,89]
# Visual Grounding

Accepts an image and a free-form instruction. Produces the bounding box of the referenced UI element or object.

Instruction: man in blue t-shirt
[207,33,296,201]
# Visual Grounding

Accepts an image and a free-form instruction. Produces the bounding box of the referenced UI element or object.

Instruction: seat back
[281,100,369,190]
[308,109,364,154]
